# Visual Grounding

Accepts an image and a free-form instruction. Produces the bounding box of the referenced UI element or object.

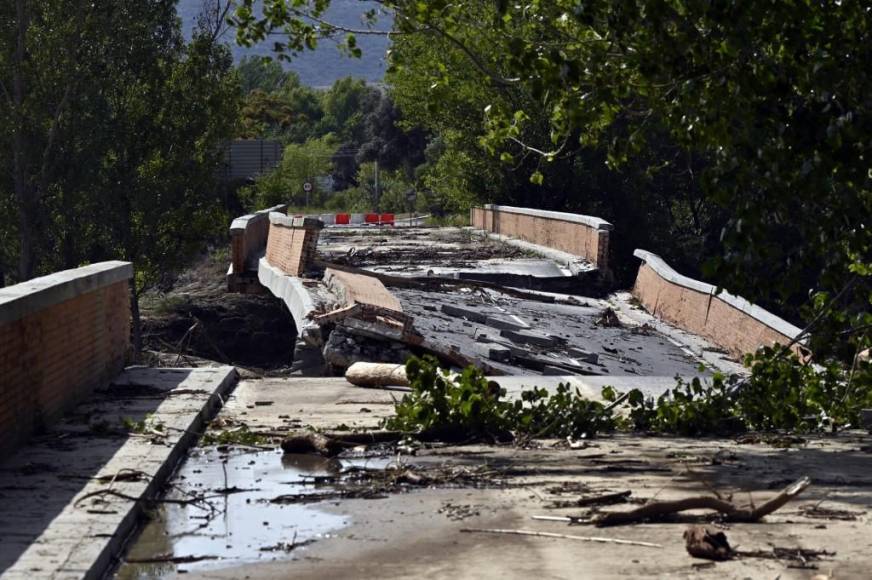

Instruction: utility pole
[374,159,380,212]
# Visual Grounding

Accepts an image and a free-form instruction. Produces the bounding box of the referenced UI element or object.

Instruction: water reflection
[115,447,349,579]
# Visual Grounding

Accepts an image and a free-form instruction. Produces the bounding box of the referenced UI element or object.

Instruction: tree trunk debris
[345,362,409,387]
[594,476,810,526]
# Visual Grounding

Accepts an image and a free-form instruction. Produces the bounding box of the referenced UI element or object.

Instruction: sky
[177,0,392,87]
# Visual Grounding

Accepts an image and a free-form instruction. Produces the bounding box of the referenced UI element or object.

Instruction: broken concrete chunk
[484,315,528,331]
[474,343,512,363]
[567,347,600,365]
[499,328,564,347]
[440,304,487,324]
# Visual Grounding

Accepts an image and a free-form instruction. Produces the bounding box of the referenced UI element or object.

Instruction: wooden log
[345,362,409,388]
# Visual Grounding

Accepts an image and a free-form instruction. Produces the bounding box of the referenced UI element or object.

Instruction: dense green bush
[387,350,872,442]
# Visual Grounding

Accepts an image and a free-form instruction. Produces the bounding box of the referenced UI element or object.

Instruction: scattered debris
[547,490,632,509]
[595,307,622,328]
[125,553,219,565]
[684,525,734,561]
[280,430,403,456]
[459,528,662,548]
[438,502,482,521]
[259,539,315,552]
[737,546,836,568]
[593,476,810,526]
[800,504,863,521]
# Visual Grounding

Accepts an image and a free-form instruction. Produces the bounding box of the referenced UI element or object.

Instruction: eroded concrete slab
[127,377,872,580]
[0,366,237,580]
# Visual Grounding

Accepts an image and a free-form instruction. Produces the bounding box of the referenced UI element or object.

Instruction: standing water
[114,447,368,578]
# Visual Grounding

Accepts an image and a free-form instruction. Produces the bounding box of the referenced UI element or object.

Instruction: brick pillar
[265,214,325,277]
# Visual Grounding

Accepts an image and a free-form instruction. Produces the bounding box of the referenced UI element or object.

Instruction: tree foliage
[0,0,240,352]
[234,0,871,363]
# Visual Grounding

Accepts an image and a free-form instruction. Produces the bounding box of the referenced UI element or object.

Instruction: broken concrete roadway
[118,377,872,579]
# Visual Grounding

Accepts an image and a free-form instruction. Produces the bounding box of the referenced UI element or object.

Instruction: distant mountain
[176,0,391,87]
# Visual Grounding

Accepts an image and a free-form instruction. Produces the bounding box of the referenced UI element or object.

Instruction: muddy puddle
[115,447,388,578]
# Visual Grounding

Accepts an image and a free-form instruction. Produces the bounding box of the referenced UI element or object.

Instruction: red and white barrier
[293,212,398,227]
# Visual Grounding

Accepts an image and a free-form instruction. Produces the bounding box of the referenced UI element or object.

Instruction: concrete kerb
[0,261,132,324]
[257,257,323,345]
[97,367,238,579]
[268,212,324,230]
[483,204,614,231]
[0,366,238,580]
[632,249,803,341]
[474,230,596,276]
[229,203,288,234]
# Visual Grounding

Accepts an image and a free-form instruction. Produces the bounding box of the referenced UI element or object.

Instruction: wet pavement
[118,377,872,580]
[115,448,389,578]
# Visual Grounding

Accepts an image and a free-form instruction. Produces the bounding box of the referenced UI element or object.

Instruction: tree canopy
[233,0,871,362]
[0,0,240,350]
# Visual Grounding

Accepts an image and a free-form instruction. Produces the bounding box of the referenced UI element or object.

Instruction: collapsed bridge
[226,204,804,388]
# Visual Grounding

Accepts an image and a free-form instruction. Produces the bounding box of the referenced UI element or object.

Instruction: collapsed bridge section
[225,206,746,381]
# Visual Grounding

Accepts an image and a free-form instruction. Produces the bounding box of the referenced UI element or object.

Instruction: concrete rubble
[254,225,739,383]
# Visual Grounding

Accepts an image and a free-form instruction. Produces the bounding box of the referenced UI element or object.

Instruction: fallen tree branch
[594,477,810,526]
[460,527,662,548]
[281,429,404,456]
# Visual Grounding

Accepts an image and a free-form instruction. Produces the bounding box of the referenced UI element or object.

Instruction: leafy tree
[233,1,871,362]
[319,76,378,141]
[237,55,291,94]
[241,134,339,208]
[1,1,240,355]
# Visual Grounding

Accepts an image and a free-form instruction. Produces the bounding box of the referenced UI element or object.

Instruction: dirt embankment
[140,251,297,370]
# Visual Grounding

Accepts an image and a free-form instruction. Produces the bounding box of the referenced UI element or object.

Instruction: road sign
[303,182,313,192]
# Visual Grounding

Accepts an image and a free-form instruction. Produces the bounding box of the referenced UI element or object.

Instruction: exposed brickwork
[632,262,798,358]
[0,278,130,458]
[229,204,288,288]
[472,205,610,271]
[265,218,323,277]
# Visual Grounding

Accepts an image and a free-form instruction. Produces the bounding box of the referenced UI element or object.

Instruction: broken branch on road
[593,477,810,526]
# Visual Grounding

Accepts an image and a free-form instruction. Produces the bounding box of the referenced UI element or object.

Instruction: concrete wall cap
[482,204,614,231]
[269,212,325,229]
[230,204,288,233]
[633,249,803,340]
[0,261,133,324]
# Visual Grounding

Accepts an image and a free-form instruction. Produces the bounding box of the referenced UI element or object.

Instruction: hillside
[177,0,390,86]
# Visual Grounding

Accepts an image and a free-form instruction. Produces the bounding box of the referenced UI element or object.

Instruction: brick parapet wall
[0,262,132,458]
[471,204,612,271]
[229,203,288,275]
[264,214,324,277]
[631,250,803,358]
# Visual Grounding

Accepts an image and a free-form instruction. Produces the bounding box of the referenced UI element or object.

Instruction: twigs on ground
[125,553,218,564]
[460,528,662,548]
[594,477,810,526]
[683,525,835,567]
[548,490,631,509]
